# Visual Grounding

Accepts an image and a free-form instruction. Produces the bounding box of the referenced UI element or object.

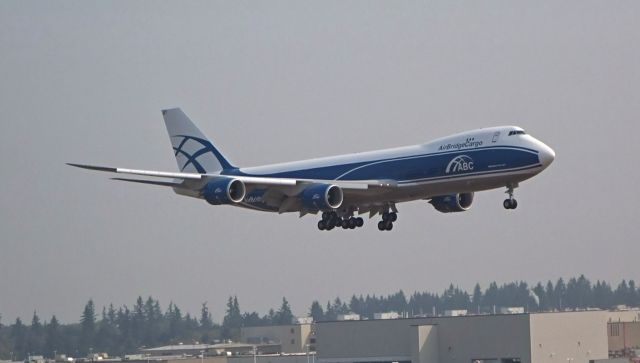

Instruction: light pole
[252,346,257,363]
[305,344,309,363]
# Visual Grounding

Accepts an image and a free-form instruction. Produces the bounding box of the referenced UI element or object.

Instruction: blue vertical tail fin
[162,108,235,174]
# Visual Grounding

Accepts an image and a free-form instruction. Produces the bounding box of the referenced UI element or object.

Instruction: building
[316,311,620,363]
[608,321,640,357]
[140,343,271,357]
[241,324,314,353]
[374,312,400,320]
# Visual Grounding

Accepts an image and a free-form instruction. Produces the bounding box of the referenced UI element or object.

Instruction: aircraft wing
[67,163,396,190]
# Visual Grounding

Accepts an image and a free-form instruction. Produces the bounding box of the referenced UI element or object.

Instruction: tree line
[1,276,638,360]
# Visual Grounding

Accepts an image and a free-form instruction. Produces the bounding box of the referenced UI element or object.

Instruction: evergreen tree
[324,301,334,320]
[96,307,117,353]
[132,297,145,347]
[166,302,184,341]
[29,311,44,355]
[628,280,638,306]
[532,283,546,311]
[144,297,162,346]
[472,284,483,313]
[200,302,213,330]
[222,297,242,339]
[555,278,567,310]
[545,281,555,310]
[593,280,613,309]
[116,306,135,354]
[275,298,294,325]
[80,300,97,354]
[242,312,264,327]
[11,318,27,360]
[615,280,630,306]
[44,316,61,358]
[309,301,324,322]
[484,282,499,312]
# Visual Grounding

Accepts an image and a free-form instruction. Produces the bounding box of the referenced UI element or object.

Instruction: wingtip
[66,163,117,172]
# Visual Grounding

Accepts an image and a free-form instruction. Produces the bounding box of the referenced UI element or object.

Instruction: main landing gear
[503,183,518,210]
[317,211,364,231]
[377,211,397,231]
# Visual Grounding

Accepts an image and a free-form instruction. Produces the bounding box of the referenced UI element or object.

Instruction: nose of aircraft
[538,142,556,168]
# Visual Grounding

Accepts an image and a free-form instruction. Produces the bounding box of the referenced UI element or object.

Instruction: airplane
[68,108,555,231]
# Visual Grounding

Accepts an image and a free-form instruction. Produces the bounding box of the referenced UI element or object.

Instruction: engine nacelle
[202,178,246,205]
[430,192,474,213]
[301,184,343,211]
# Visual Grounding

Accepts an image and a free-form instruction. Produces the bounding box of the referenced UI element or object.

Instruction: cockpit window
[508,130,526,136]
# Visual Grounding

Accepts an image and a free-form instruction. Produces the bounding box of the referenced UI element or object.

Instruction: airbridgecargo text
[438,138,483,151]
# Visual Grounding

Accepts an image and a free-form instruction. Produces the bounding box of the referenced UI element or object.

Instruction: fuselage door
[492,131,500,143]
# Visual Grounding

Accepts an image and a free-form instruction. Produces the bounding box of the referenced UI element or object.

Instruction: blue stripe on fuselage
[225,146,540,183]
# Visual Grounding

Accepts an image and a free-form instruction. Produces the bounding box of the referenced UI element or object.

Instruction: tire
[382,212,390,221]
[318,221,326,230]
[378,221,386,231]
[356,217,364,227]
[511,199,518,209]
[386,222,393,231]
[390,213,398,222]
[503,199,512,209]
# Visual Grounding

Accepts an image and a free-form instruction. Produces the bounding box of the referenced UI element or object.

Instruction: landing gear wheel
[385,222,393,231]
[503,199,518,209]
[318,220,326,230]
[348,218,357,229]
[382,212,390,221]
[378,221,386,231]
[355,217,364,227]
[389,212,397,222]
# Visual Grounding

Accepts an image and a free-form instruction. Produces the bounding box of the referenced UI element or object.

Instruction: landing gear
[318,212,364,231]
[503,183,518,210]
[377,211,397,231]
[377,220,393,231]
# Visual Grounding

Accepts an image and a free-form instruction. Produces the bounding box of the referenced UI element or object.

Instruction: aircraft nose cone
[539,143,556,168]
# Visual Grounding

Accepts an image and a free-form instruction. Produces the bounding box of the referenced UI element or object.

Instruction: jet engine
[301,184,344,211]
[429,192,474,213]
[202,178,246,205]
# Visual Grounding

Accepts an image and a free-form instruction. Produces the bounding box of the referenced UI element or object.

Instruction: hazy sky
[1,1,639,324]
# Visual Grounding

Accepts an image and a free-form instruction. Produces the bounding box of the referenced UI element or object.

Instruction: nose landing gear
[503,183,518,210]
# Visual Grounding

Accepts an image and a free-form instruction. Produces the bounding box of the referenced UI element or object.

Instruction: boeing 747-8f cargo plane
[69,108,555,231]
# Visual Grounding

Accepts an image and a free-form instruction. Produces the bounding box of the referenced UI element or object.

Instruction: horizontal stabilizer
[67,163,202,180]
